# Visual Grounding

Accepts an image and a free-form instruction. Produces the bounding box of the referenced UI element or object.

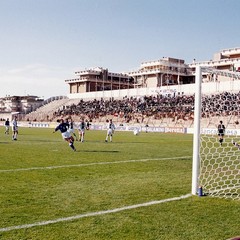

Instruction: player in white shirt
[12,116,18,140]
[67,118,78,141]
[105,119,115,142]
[78,118,86,142]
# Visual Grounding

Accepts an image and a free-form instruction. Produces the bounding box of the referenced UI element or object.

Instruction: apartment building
[0,95,44,114]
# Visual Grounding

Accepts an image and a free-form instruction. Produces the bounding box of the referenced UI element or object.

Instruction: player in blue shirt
[53,119,76,151]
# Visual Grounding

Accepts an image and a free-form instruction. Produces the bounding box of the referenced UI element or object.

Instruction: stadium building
[190,47,240,71]
[65,67,134,94]
[189,47,240,82]
[65,57,194,99]
[65,47,240,99]
[127,57,193,87]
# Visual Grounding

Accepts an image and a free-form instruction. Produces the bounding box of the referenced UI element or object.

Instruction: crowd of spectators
[202,91,240,118]
[53,94,195,124]
[52,91,240,125]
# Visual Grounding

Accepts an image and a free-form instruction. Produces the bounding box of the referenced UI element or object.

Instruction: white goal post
[192,66,202,196]
[192,66,240,200]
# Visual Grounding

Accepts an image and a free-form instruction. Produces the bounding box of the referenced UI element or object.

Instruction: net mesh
[199,89,240,200]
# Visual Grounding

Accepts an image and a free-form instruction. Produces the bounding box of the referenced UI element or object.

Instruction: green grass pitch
[0,127,239,240]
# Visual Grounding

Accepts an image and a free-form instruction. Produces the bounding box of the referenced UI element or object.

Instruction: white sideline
[0,193,192,232]
[0,156,191,173]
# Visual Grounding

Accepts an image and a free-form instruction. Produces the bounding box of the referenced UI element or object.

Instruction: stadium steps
[24,98,73,121]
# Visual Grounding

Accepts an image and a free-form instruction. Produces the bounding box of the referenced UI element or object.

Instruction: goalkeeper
[217,120,225,145]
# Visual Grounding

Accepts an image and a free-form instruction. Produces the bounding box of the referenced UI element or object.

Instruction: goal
[192,66,240,200]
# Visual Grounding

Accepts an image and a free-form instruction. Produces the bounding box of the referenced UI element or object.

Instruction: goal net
[192,66,240,200]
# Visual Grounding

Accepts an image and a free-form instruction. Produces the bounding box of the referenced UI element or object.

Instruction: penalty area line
[0,156,192,173]
[0,193,191,232]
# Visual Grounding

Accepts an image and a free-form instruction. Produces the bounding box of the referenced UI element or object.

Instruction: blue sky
[0,0,239,99]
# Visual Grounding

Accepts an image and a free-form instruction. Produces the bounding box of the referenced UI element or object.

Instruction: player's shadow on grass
[81,150,119,153]
[107,141,149,144]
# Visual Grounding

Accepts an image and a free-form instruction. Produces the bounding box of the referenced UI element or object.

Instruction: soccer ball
[133,129,140,135]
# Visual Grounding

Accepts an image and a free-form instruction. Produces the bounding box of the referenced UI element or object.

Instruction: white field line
[0,193,192,232]
[0,156,191,173]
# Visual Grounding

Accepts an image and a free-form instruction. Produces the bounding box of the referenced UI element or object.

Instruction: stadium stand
[23,91,240,128]
[24,98,72,122]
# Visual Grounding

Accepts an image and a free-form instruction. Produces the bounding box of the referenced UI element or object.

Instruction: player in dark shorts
[217,120,225,145]
[53,119,76,151]
[4,118,10,134]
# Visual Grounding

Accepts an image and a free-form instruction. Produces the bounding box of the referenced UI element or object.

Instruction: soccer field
[0,127,239,240]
